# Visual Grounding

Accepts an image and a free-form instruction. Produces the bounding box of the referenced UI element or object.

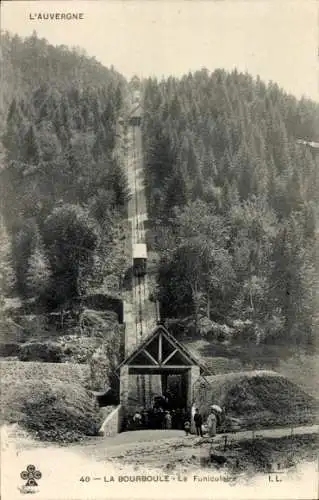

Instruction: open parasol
[210,404,223,413]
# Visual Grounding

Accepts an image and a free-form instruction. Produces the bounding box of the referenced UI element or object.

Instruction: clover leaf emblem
[20,465,42,487]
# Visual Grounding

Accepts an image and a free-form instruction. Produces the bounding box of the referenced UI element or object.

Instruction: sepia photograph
[0,1,318,499]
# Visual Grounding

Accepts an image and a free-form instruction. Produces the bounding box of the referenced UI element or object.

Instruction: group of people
[127,391,191,430]
[130,406,188,430]
[127,392,223,438]
[184,406,222,438]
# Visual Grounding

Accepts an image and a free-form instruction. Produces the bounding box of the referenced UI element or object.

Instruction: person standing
[193,408,203,437]
[164,411,172,429]
[184,420,191,436]
[133,410,142,428]
[158,407,164,429]
[142,408,149,428]
[206,406,217,437]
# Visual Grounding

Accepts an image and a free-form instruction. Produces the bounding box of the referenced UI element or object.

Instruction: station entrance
[118,325,203,431]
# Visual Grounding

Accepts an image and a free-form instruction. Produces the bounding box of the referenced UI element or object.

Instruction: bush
[89,329,122,391]
[193,371,319,428]
[2,378,100,442]
[165,316,235,342]
[19,342,64,362]
[18,314,49,340]
[0,314,25,343]
[0,342,21,357]
[58,335,100,364]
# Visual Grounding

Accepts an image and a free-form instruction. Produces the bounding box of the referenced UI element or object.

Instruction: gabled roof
[129,103,143,119]
[117,324,206,373]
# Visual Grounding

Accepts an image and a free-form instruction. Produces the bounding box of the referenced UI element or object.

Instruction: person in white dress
[206,406,217,437]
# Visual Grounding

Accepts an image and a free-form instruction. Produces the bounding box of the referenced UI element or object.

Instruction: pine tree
[3,99,26,161]
[23,125,41,165]
[107,160,130,208]
[0,215,16,296]
[164,167,189,219]
[42,204,99,303]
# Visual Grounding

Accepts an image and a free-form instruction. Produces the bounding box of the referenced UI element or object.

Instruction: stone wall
[99,405,123,436]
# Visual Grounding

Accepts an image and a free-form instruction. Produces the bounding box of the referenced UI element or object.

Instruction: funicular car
[133,243,147,277]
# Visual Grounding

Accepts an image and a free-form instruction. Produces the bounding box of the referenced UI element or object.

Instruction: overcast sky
[1,1,318,100]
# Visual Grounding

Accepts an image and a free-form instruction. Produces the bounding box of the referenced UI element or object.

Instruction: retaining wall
[99,405,123,436]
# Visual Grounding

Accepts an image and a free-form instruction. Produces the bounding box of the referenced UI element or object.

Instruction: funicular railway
[115,92,205,432]
[128,102,149,344]
[125,94,154,419]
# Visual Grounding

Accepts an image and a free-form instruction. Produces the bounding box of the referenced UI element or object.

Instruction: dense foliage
[0,32,129,310]
[142,69,319,348]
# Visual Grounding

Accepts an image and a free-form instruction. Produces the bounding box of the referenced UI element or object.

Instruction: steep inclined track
[123,104,158,406]
[126,120,155,350]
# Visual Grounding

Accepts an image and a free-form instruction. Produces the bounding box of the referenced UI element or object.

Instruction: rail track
[125,106,157,406]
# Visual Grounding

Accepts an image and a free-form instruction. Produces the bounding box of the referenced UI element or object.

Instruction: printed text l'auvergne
[29,13,84,20]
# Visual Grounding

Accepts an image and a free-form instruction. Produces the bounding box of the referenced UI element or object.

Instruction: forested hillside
[0,33,129,382]
[1,33,318,356]
[0,31,129,306]
[0,31,124,130]
[142,69,319,349]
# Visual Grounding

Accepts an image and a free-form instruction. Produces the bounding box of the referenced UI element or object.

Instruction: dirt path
[63,425,319,467]
[2,425,318,500]
[220,424,319,442]
[76,425,319,451]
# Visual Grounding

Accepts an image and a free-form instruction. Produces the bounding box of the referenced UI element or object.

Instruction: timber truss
[118,325,204,374]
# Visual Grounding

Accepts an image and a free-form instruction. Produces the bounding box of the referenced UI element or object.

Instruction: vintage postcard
[0,1,318,499]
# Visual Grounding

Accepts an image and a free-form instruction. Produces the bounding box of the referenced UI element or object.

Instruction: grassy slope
[0,360,102,441]
[194,370,318,429]
[0,360,90,385]
[1,360,91,424]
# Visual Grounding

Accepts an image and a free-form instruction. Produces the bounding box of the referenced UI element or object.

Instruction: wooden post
[188,366,200,433]
[161,373,168,394]
[120,365,129,408]
[224,435,228,451]
[156,301,161,322]
[158,333,162,363]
